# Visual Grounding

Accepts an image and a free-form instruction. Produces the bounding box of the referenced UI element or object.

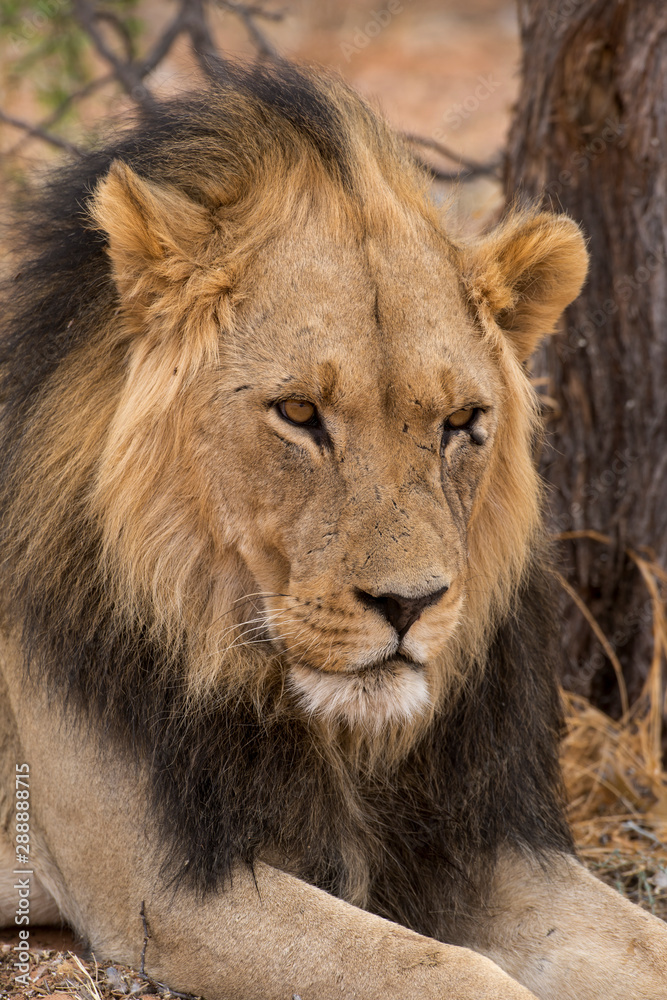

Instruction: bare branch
[72,0,154,107]
[404,132,501,178]
[5,2,188,158]
[220,1,284,21]
[94,11,136,62]
[0,0,283,160]
[3,1,187,161]
[4,74,114,158]
[38,2,190,121]
[410,153,476,182]
[217,1,284,60]
[43,73,115,130]
[139,5,192,75]
[0,109,84,158]
[182,0,227,81]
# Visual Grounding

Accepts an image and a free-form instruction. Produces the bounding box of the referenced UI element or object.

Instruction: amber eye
[446,406,476,429]
[278,399,318,426]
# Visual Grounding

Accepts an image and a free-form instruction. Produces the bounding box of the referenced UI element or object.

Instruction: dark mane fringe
[1,63,572,941]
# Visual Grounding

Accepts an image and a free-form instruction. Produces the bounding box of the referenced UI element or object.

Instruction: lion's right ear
[88,160,217,301]
[88,161,231,404]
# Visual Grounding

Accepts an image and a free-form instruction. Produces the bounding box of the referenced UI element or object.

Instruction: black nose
[356,585,449,638]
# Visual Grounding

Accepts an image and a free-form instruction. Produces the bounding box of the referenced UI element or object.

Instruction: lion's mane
[0,64,572,938]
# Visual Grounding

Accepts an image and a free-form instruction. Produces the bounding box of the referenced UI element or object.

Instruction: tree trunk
[506,0,667,716]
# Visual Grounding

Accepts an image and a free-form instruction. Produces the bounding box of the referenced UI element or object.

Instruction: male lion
[0,64,666,1000]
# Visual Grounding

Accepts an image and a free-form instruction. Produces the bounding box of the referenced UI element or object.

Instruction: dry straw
[557,530,667,916]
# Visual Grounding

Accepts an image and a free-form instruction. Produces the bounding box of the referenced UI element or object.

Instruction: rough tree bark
[506,0,667,714]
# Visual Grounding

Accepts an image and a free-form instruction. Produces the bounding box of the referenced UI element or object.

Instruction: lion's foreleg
[145,862,545,1000]
[0,664,62,930]
[471,850,667,1000]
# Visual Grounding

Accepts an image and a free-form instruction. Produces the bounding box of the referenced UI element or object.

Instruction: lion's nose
[356,585,449,638]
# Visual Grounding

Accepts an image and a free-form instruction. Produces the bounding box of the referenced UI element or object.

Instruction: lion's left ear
[462,213,589,362]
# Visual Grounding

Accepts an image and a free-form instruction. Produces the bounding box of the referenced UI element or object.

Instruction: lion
[0,63,666,1000]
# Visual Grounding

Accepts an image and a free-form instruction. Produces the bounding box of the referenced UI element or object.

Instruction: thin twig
[140,3,192,75]
[411,152,486,183]
[72,0,154,107]
[556,529,613,546]
[94,11,136,62]
[217,0,284,60]
[623,819,666,848]
[0,108,84,157]
[220,0,284,20]
[42,73,115,130]
[404,132,501,178]
[5,74,114,158]
[69,953,104,1000]
[553,568,630,717]
[139,900,150,977]
[136,900,198,998]
[2,0,287,160]
[626,548,666,770]
[40,1,189,117]
[183,0,227,81]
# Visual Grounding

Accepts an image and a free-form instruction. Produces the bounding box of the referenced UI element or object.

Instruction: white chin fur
[288,662,431,731]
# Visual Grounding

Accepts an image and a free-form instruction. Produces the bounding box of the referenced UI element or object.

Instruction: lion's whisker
[218,619,305,656]
[213,608,303,643]
[208,598,312,631]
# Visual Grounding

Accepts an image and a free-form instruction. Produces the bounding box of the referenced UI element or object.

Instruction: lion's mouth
[299,652,424,677]
[287,653,431,729]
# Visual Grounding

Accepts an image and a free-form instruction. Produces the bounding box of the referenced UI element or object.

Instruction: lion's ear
[88,160,216,298]
[464,213,589,362]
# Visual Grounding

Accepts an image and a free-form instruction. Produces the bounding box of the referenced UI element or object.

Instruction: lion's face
[196,219,502,725]
[84,155,586,737]
[168,213,520,722]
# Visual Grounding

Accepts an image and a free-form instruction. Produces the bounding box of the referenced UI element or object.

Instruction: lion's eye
[441,407,485,453]
[278,399,318,426]
[446,406,476,430]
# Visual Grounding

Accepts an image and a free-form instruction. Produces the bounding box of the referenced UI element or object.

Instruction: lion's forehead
[231,227,499,408]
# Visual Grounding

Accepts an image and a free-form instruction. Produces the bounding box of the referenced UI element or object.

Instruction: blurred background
[0,1,516,222]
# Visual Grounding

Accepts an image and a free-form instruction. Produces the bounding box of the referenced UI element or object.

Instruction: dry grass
[562,691,667,918]
[559,533,667,918]
[0,944,194,1000]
